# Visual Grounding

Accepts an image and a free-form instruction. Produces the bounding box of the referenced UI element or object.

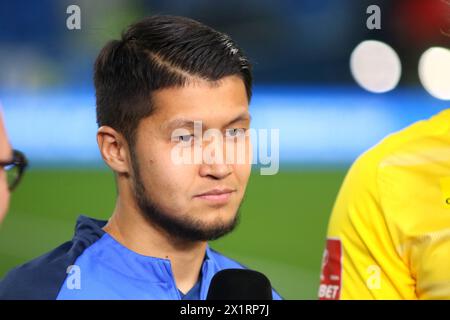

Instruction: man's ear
[97,126,131,174]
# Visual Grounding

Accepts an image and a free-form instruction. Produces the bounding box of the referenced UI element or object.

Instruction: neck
[103,195,207,294]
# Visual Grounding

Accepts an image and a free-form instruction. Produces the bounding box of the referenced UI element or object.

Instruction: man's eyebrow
[224,112,252,127]
[162,111,251,132]
[162,118,195,132]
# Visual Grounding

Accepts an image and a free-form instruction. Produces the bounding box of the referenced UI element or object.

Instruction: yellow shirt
[319,109,450,300]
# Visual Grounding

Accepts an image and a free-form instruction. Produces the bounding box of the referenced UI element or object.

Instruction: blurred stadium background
[0,0,449,299]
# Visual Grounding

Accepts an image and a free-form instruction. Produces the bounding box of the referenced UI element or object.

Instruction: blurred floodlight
[350,40,401,93]
[418,47,450,101]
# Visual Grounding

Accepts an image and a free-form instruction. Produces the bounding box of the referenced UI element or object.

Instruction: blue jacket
[0,215,282,300]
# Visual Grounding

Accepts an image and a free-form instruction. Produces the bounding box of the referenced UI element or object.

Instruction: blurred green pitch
[0,168,346,299]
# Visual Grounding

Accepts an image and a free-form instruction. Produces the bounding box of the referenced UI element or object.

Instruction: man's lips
[194,187,236,203]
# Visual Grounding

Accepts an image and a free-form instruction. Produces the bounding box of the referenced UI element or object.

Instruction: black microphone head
[206,269,273,300]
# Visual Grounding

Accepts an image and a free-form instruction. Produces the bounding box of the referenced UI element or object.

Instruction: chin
[199,208,237,225]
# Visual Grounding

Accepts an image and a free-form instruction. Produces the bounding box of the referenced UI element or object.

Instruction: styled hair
[94,15,252,147]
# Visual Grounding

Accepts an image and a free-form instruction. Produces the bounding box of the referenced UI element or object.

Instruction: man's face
[0,112,12,223]
[130,75,252,241]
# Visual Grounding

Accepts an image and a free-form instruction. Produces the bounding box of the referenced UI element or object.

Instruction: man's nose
[199,162,232,180]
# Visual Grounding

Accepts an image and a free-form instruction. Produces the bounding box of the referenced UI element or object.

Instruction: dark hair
[94,15,252,147]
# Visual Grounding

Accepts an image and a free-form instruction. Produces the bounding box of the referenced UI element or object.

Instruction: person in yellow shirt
[319,109,450,300]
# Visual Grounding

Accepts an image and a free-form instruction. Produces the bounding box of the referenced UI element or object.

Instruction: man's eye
[175,135,194,143]
[225,128,246,137]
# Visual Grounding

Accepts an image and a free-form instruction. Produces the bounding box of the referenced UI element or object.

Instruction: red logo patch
[318,238,342,300]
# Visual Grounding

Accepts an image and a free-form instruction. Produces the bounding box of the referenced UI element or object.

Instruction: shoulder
[329,110,450,234]
[0,215,106,299]
[0,241,79,299]
[353,109,450,180]
[337,109,450,200]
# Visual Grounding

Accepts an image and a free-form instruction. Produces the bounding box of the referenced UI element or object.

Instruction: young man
[319,109,450,299]
[0,15,282,300]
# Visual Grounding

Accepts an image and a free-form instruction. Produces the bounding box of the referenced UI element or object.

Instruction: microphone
[206,269,273,300]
